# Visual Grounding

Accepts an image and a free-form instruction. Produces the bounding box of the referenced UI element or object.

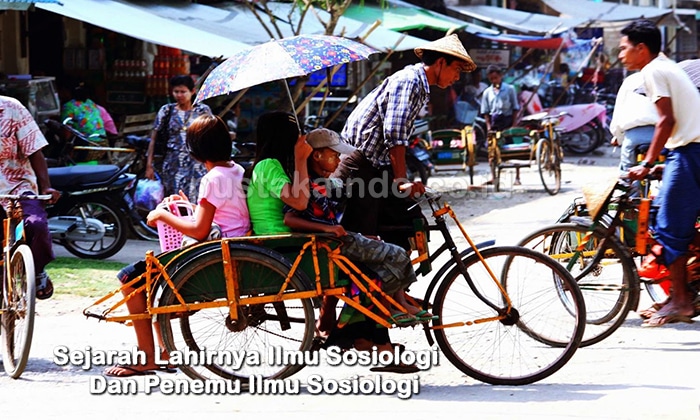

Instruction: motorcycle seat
[48,165,122,189]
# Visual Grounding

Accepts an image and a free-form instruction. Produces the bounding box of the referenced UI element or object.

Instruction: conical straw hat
[582,176,618,221]
[414,34,476,72]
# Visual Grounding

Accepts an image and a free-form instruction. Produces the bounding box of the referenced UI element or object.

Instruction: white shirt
[641,55,700,149]
[609,72,658,141]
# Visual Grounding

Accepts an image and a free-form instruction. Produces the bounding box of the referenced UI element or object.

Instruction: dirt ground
[2,145,699,420]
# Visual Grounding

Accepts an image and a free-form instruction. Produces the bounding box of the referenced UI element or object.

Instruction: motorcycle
[519,84,607,155]
[43,118,154,258]
[47,163,135,259]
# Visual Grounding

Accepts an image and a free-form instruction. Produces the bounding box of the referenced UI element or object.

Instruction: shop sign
[470,49,510,68]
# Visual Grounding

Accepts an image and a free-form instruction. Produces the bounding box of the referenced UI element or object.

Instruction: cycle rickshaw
[85,188,585,386]
[487,112,566,195]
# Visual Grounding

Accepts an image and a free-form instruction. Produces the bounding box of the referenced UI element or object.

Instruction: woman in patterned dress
[145,75,212,202]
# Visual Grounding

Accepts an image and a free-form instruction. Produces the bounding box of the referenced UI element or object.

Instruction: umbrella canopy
[195,34,378,104]
[679,59,700,89]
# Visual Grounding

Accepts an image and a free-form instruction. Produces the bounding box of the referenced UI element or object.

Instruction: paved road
[6,145,700,419]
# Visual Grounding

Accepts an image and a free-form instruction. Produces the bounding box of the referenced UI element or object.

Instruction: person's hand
[41,187,61,205]
[295,133,313,161]
[627,164,650,181]
[325,224,347,237]
[650,164,665,179]
[399,181,426,198]
[145,165,155,180]
[146,208,168,227]
[610,137,620,147]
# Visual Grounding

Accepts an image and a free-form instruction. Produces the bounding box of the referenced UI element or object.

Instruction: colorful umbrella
[195,34,378,129]
[679,59,700,89]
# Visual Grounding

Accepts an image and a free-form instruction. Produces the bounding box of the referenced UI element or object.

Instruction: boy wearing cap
[337,34,475,251]
[284,128,434,328]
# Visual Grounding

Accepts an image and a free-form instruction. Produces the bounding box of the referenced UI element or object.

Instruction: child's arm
[147,199,216,241]
[280,134,312,210]
[284,212,346,237]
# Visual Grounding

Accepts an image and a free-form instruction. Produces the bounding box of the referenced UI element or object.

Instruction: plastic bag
[134,175,165,211]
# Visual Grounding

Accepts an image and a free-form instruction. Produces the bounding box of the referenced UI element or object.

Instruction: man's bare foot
[641,300,695,327]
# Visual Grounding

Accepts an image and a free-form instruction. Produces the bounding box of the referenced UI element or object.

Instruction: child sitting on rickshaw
[104,115,250,377]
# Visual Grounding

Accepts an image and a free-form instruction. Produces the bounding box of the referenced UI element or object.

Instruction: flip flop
[414,309,438,323]
[104,365,156,377]
[387,312,417,327]
[158,365,177,374]
[370,364,420,374]
[35,273,54,300]
[641,312,694,328]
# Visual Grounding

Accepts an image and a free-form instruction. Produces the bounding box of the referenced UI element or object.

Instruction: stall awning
[210,1,427,52]
[447,5,590,36]
[541,0,694,26]
[37,0,251,58]
[475,33,574,50]
[0,0,61,10]
[344,0,497,35]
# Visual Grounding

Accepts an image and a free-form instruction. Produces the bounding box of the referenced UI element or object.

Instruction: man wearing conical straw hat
[338,34,475,248]
[320,35,474,349]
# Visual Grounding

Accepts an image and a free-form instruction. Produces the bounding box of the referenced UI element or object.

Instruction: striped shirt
[341,64,430,168]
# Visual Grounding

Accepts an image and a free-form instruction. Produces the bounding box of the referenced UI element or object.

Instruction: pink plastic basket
[156,200,195,253]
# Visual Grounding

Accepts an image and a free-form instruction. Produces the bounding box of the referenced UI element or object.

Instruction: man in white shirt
[609,71,658,173]
[620,19,700,326]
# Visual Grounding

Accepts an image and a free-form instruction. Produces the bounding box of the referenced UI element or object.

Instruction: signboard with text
[470,49,510,68]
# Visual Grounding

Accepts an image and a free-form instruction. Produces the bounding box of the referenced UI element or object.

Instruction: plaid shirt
[341,64,429,168]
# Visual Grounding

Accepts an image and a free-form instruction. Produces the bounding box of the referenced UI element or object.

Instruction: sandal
[387,312,417,327]
[35,271,54,300]
[104,364,156,377]
[414,309,438,323]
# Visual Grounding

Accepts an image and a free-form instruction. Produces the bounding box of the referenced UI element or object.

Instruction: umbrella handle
[283,80,302,134]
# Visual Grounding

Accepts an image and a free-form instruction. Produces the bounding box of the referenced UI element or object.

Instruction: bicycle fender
[421,239,496,346]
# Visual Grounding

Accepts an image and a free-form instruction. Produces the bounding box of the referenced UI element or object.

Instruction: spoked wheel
[536,139,561,195]
[518,223,639,347]
[562,122,601,155]
[2,244,36,378]
[158,245,316,385]
[432,246,585,385]
[61,197,128,259]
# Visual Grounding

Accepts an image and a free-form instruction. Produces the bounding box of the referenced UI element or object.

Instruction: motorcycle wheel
[561,121,602,155]
[406,155,430,184]
[60,197,128,259]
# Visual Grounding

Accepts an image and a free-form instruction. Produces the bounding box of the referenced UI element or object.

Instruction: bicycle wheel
[2,244,36,378]
[158,245,316,384]
[536,138,561,195]
[432,246,584,385]
[518,223,639,347]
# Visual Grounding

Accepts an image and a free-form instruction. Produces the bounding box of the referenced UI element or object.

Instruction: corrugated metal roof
[0,0,61,10]
[447,5,588,36]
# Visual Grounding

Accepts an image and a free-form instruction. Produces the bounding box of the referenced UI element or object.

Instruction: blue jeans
[619,125,655,173]
[653,142,700,265]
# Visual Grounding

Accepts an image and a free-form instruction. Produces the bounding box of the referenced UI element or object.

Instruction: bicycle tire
[157,245,316,384]
[60,197,128,259]
[432,246,584,385]
[518,223,639,347]
[536,138,561,195]
[2,244,36,378]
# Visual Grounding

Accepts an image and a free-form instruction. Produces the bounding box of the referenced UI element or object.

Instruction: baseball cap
[306,128,356,155]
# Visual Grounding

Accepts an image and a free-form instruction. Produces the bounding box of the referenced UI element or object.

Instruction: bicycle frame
[84,194,514,331]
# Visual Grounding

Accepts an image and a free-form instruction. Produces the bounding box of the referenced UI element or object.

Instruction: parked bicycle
[1,194,51,378]
[84,188,585,386]
[488,111,566,195]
